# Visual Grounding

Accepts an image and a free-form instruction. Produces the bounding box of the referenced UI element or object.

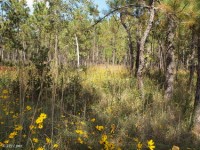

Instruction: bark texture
[137,1,155,99]
[135,24,141,77]
[164,16,176,101]
[192,33,200,138]
[75,34,80,68]
[189,29,196,91]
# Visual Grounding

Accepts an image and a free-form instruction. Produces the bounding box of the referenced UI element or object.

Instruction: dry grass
[0,65,199,149]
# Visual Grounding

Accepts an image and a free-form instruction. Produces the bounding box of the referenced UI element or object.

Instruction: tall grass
[0,65,199,149]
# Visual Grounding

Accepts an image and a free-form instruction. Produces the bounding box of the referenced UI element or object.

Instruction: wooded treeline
[1,0,200,148]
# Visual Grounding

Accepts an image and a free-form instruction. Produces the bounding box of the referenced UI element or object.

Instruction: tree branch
[88,4,154,29]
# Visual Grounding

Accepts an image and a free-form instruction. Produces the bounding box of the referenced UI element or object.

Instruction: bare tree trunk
[135,24,141,77]
[51,33,58,149]
[164,16,176,101]
[189,28,196,91]
[192,33,200,138]
[75,34,80,68]
[92,29,96,64]
[137,1,155,100]
[112,36,116,65]
[158,39,164,72]
[112,49,116,65]
[128,32,134,72]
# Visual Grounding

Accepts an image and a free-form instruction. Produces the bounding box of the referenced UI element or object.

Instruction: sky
[26,0,33,9]
[93,0,108,12]
[26,0,108,15]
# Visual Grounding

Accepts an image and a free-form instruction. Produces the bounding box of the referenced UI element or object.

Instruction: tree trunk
[128,32,134,72]
[75,34,80,68]
[189,29,196,91]
[51,33,58,149]
[135,23,141,77]
[112,35,116,65]
[164,16,176,101]
[1,48,3,62]
[158,39,165,73]
[192,33,200,138]
[137,1,155,99]
[120,13,134,74]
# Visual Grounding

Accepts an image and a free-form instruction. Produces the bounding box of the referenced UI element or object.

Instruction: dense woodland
[0,0,200,149]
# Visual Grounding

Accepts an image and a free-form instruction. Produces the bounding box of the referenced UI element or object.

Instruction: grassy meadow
[0,65,198,150]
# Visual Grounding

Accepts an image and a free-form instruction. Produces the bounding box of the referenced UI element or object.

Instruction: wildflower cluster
[35,113,47,129]
[95,125,104,131]
[75,121,89,145]
[9,131,17,139]
[134,138,156,150]
[15,125,23,131]
[0,89,9,99]
[99,134,115,150]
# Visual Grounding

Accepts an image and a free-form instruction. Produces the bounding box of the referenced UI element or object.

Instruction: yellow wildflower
[3,95,8,99]
[147,140,155,150]
[12,115,18,119]
[2,89,8,94]
[9,131,17,139]
[80,121,86,125]
[53,144,59,148]
[38,123,43,129]
[95,125,104,131]
[108,143,115,149]
[37,147,44,150]
[77,137,83,144]
[15,125,23,131]
[4,140,9,144]
[133,138,139,142]
[99,134,107,144]
[33,138,39,143]
[137,142,142,150]
[46,137,51,144]
[26,106,31,111]
[29,125,35,130]
[75,129,84,134]
[36,118,43,124]
[40,113,47,119]
[0,142,4,147]
[90,118,95,122]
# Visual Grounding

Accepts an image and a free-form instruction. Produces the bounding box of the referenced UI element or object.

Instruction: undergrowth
[0,65,199,149]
